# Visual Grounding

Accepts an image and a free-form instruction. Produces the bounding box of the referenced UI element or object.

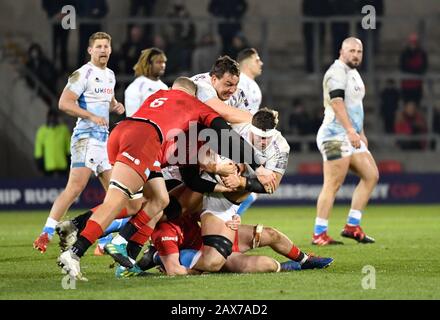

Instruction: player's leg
[341,151,379,243]
[58,161,145,279]
[106,175,169,266]
[313,153,350,245]
[33,166,92,253]
[191,212,236,273]
[222,253,280,273]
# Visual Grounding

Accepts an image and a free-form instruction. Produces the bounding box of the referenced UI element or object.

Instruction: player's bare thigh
[349,151,379,182]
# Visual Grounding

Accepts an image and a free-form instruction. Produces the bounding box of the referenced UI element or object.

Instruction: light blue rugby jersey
[319,59,365,140]
[65,62,116,142]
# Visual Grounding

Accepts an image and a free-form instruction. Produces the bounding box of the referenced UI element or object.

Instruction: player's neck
[147,75,160,81]
[90,60,107,70]
[241,69,255,80]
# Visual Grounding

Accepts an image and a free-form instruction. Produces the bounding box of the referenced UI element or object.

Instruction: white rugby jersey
[124,76,168,116]
[65,62,115,143]
[232,123,290,175]
[236,73,262,115]
[319,59,365,140]
[190,72,249,110]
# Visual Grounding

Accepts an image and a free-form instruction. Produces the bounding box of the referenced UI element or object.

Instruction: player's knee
[202,235,233,271]
[152,192,170,212]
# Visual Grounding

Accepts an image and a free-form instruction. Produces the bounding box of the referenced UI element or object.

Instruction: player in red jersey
[58,77,262,280]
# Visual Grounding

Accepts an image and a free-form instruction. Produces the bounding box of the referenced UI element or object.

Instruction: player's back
[131,89,219,142]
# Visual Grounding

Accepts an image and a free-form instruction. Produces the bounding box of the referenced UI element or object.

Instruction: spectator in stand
[164,0,196,73]
[120,25,145,74]
[302,0,331,73]
[399,32,428,105]
[394,101,427,150]
[25,43,58,106]
[289,98,317,152]
[228,33,249,60]
[191,33,220,75]
[380,79,400,134]
[128,0,157,46]
[208,0,248,57]
[77,0,108,66]
[42,0,71,72]
[34,109,71,177]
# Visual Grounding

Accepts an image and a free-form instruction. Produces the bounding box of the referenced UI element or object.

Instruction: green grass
[1,205,439,300]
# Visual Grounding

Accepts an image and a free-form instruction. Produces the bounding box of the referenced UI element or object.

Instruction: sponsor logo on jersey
[161,236,178,242]
[122,152,140,165]
[94,87,114,94]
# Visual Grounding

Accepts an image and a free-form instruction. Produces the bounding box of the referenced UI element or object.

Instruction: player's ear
[87,46,92,56]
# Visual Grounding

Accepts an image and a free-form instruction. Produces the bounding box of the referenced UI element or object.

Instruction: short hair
[252,108,279,130]
[133,47,167,77]
[209,56,240,79]
[172,77,197,95]
[237,48,258,64]
[88,32,112,47]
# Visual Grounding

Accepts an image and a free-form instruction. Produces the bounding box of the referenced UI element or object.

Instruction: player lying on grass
[129,211,333,277]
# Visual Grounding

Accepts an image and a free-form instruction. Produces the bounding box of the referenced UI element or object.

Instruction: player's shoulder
[190,72,210,83]
[326,60,348,77]
[273,131,290,153]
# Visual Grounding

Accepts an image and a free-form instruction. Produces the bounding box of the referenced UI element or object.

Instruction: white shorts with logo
[70,138,112,176]
[317,135,370,162]
[201,192,240,222]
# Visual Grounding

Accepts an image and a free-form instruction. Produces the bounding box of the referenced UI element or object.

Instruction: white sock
[347,209,362,226]
[111,234,128,246]
[45,217,58,229]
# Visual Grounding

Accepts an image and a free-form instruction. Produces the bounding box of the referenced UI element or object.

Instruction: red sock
[115,208,128,219]
[80,220,104,244]
[130,210,151,229]
[130,224,154,245]
[286,245,301,260]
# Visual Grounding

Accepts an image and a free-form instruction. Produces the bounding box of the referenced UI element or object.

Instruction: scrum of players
[33,32,334,281]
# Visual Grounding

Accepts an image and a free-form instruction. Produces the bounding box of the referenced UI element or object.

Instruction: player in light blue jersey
[34,32,125,253]
[312,37,378,246]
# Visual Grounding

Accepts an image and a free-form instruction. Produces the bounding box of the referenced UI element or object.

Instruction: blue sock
[347,209,362,226]
[237,193,258,216]
[179,249,199,268]
[42,226,55,238]
[103,218,129,237]
[98,233,113,248]
[314,217,328,235]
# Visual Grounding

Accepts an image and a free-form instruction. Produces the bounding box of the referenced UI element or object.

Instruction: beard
[346,60,361,69]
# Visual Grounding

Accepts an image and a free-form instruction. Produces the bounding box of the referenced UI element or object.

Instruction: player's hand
[112,102,125,115]
[90,115,108,127]
[216,162,237,176]
[225,214,241,231]
[222,173,242,189]
[214,184,235,193]
[347,128,361,149]
[256,166,276,187]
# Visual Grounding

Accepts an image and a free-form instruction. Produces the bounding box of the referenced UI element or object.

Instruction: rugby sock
[347,209,362,226]
[314,217,329,235]
[97,234,113,249]
[72,210,93,232]
[115,208,129,219]
[72,220,103,257]
[286,245,307,263]
[126,240,143,260]
[103,218,129,236]
[237,193,258,216]
[119,210,151,241]
[42,217,58,239]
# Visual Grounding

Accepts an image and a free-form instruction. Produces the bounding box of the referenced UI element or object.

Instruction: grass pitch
[0,205,439,300]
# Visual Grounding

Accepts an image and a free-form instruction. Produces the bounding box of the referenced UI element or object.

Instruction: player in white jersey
[124,48,168,117]
[191,55,253,124]
[34,32,125,253]
[235,48,264,215]
[312,37,378,246]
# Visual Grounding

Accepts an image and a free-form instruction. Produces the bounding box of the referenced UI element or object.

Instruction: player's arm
[110,95,125,115]
[161,254,189,276]
[205,97,252,124]
[223,170,282,194]
[330,97,360,148]
[180,165,233,193]
[58,89,108,127]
